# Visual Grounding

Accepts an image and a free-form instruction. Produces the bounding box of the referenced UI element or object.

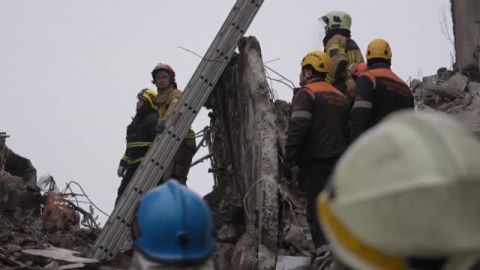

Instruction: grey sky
[0,0,453,224]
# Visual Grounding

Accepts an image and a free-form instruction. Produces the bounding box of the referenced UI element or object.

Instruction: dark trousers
[299,157,339,248]
[115,165,138,205]
[160,142,196,185]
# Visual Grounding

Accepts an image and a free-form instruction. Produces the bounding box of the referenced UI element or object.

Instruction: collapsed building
[1,36,480,269]
[1,1,480,268]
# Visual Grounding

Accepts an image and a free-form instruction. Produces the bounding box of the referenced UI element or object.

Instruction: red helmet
[151,63,176,84]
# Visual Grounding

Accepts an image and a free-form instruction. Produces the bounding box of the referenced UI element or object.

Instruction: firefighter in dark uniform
[284,51,350,249]
[116,89,158,204]
[350,38,414,142]
[320,11,364,101]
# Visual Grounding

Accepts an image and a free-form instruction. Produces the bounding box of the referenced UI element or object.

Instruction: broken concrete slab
[284,225,307,249]
[22,247,99,264]
[425,73,468,99]
[217,225,241,243]
[240,36,280,270]
[59,263,86,269]
[276,256,311,270]
[5,244,22,253]
[231,226,258,270]
[213,243,235,270]
[468,81,480,96]
[258,244,277,270]
[410,79,422,92]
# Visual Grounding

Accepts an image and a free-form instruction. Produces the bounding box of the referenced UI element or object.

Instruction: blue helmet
[132,179,216,262]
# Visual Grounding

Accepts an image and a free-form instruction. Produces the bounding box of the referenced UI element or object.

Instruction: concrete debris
[284,225,308,252]
[414,69,480,138]
[213,243,235,270]
[22,247,99,264]
[409,79,422,92]
[231,226,259,270]
[205,36,315,269]
[5,244,22,253]
[276,256,311,270]
[217,225,241,243]
[60,263,86,270]
[424,73,467,100]
[258,243,277,270]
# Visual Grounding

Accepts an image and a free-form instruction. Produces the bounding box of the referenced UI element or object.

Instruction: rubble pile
[413,68,480,137]
[0,210,98,268]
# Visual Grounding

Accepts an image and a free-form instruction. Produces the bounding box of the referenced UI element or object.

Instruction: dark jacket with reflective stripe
[350,63,414,142]
[120,107,157,168]
[285,80,350,164]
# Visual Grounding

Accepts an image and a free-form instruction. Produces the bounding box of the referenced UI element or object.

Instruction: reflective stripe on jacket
[120,110,157,168]
[154,86,196,149]
[285,80,350,164]
[350,63,414,142]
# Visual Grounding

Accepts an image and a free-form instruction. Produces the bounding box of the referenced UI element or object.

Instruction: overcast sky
[0,0,453,224]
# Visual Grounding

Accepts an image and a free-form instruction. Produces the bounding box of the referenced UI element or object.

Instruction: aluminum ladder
[89,0,265,260]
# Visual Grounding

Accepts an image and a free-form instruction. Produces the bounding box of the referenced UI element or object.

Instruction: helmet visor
[319,16,328,28]
[319,17,329,36]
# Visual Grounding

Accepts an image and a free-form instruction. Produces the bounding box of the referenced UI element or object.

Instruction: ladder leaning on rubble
[89,0,265,261]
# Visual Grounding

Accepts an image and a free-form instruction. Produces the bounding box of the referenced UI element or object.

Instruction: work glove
[117,166,126,178]
[156,122,166,134]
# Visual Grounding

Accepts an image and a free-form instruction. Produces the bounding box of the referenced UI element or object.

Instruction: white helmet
[318,111,480,270]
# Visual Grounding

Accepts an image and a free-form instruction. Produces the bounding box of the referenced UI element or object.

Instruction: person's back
[359,64,413,125]
[320,11,364,99]
[295,80,350,162]
[129,180,216,270]
[284,51,349,250]
[350,38,414,142]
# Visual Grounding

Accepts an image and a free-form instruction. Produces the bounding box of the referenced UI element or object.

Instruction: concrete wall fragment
[206,36,279,270]
[450,0,479,70]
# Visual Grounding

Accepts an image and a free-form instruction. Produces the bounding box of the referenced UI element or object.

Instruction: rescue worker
[320,11,364,101]
[346,62,367,96]
[318,111,480,270]
[0,132,40,210]
[350,38,414,143]
[283,51,349,249]
[0,132,38,189]
[151,63,196,185]
[130,179,216,270]
[116,89,158,204]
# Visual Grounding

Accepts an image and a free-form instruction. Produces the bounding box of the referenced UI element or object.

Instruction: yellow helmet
[300,51,331,73]
[318,111,480,270]
[321,11,352,31]
[366,38,392,60]
[138,88,158,110]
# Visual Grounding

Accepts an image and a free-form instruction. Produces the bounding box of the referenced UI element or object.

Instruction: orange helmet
[348,62,367,78]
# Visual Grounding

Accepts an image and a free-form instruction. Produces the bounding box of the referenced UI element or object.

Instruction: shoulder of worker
[302,81,346,97]
[167,87,183,102]
[325,34,348,49]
